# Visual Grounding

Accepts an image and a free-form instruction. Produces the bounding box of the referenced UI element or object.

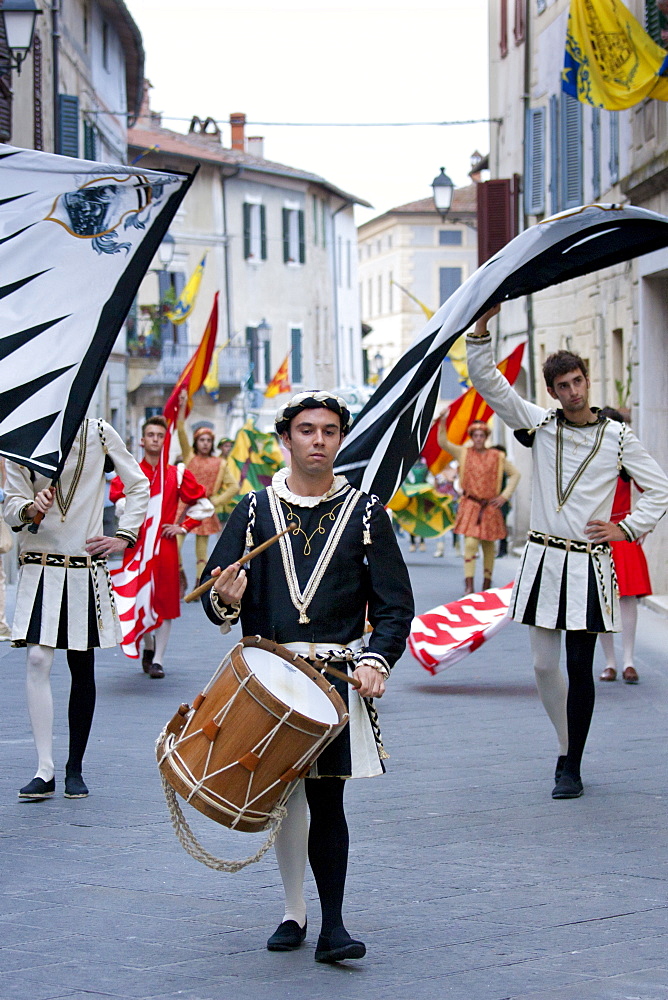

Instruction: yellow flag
[165,252,207,324]
[264,353,291,398]
[563,0,668,109]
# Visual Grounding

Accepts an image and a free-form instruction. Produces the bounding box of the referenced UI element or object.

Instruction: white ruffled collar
[271,467,350,507]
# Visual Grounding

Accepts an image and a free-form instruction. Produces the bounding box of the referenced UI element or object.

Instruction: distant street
[2,535,668,1000]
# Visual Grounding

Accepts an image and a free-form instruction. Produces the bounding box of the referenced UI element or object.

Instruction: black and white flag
[0,144,195,478]
[336,203,668,505]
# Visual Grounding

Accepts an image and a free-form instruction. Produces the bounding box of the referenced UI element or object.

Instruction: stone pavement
[2,536,668,1000]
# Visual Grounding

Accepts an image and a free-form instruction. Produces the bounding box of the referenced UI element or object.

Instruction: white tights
[144,620,173,665]
[529,627,569,756]
[274,781,308,926]
[25,644,56,781]
[598,596,638,670]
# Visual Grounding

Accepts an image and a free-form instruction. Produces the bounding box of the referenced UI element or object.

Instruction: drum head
[244,646,340,726]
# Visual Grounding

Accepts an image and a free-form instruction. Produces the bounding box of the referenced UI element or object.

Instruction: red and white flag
[409,584,513,674]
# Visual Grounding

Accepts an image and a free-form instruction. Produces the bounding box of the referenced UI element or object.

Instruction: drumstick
[183,524,298,603]
[318,662,362,689]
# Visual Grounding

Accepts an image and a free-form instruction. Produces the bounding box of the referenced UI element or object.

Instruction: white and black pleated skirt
[307,666,386,780]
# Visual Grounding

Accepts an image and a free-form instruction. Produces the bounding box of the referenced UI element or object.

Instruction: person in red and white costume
[110,415,212,678]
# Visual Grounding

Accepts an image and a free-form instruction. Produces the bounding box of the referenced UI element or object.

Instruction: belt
[20,552,107,567]
[464,493,492,525]
[282,638,364,663]
[527,530,609,554]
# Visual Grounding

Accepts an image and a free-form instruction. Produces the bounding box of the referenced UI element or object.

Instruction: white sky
[124,0,490,224]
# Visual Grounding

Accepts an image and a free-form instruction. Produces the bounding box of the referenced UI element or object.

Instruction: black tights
[305,777,348,936]
[66,649,96,773]
[564,630,598,777]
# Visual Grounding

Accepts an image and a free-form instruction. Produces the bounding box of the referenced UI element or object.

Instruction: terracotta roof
[359,184,477,229]
[127,123,371,206]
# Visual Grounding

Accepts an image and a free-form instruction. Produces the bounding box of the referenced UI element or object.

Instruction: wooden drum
[157,636,348,833]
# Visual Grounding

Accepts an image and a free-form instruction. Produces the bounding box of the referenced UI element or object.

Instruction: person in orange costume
[437,418,520,593]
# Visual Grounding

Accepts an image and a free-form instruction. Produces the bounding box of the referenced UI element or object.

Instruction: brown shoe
[141,648,154,674]
[149,662,165,679]
[622,666,639,684]
[464,578,475,595]
[483,573,492,590]
[599,667,617,682]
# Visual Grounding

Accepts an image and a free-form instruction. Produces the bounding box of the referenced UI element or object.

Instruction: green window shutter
[298,210,305,263]
[245,326,257,389]
[243,203,251,259]
[83,121,97,160]
[282,208,290,262]
[291,328,302,383]
[58,94,80,157]
[260,204,267,260]
[263,340,271,384]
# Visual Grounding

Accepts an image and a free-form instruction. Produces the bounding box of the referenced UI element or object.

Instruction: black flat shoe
[19,776,55,799]
[64,771,89,798]
[142,649,154,674]
[555,755,567,783]
[552,773,584,799]
[314,927,366,963]
[149,662,165,679]
[267,919,307,951]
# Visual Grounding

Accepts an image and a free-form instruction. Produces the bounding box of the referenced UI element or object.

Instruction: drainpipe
[331,196,353,387]
[522,0,536,401]
[52,0,60,152]
[220,165,240,348]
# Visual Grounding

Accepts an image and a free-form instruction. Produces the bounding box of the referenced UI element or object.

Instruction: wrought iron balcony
[129,343,251,388]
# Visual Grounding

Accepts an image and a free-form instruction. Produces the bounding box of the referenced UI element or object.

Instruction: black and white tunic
[468,335,668,632]
[202,469,414,778]
[4,419,149,650]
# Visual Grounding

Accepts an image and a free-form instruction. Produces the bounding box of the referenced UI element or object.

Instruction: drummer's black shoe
[314,927,366,963]
[555,755,567,783]
[552,772,584,799]
[64,770,89,798]
[149,662,165,679]
[142,648,154,673]
[267,919,307,951]
[18,776,55,799]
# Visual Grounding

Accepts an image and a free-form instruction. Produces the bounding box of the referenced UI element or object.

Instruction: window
[84,120,97,160]
[439,267,462,305]
[160,271,187,346]
[592,107,601,201]
[525,106,546,215]
[263,340,271,385]
[102,21,109,71]
[368,278,373,316]
[58,95,80,157]
[291,327,303,383]
[283,208,305,264]
[378,274,383,314]
[646,0,667,45]
[321,202,326,247]
[514,0,525,43]
[560,92,583,209]
[439,230,463,246]
[312,195,318,245]
[337,236,342,285]
[245,327,259,387]
[477,178,518,265]
[346,240,351,288]
[0,11,12,142]
[389,271,394,311]
[387,234,392,248]
[500,0,508,57]
[243,202,267,261]
[609,112,619,185]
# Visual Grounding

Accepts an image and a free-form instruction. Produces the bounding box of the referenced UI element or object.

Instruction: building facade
[357,187,478,396]
[127,104,368,444]
[487,0,668,591]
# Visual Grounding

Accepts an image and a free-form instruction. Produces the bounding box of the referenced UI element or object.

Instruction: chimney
[247,136,264,158]
[230,113,246,152]
[136,79,161,129]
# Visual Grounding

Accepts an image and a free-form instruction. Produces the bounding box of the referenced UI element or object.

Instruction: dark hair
[492,443,507,453]
[599,406,624,423]
[543,350,588,389]
[142,414,168,435]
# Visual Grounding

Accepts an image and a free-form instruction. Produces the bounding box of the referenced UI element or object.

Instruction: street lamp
[158,232,175,268]
[0,0,42,75]
[431,167,455,221]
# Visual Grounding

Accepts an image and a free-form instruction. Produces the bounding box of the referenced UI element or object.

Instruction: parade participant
[437,419,520,593]
[176,393,238,585]
[597,407,652,685]
[467,305,668,799]
[110,415,212,679]
[201,390,413,963]
[5,419,149,800]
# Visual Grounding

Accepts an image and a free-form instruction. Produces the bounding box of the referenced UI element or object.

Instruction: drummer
[201,390,414,964]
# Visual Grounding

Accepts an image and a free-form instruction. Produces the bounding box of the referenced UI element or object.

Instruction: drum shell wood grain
[157,637,348,833]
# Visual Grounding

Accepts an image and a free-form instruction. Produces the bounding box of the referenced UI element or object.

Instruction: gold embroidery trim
[55,423,87,521]
[280,499,346,556]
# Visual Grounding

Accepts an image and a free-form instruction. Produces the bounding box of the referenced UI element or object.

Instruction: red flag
[264,353,291,398]
[422,342,525,474]
[163,293,218,423]
[409,584,513,674]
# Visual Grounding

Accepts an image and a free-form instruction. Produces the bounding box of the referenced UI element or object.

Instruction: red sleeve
[179,467,206,504]
[109,475,125,503]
